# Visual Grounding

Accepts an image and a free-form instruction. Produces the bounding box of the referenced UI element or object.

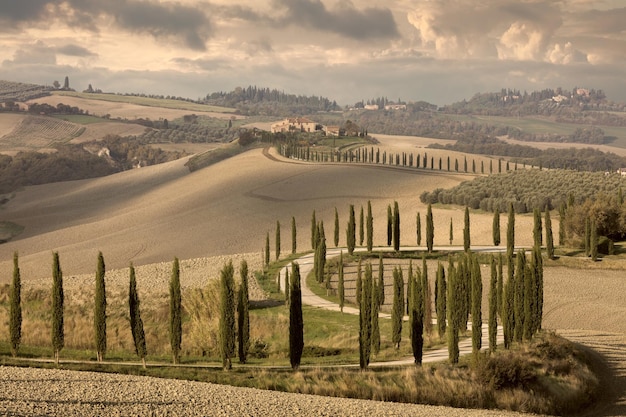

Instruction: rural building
[384,104,407,110]
[324,126,345,137]
[271,117,321,133]
[364,104,379,110]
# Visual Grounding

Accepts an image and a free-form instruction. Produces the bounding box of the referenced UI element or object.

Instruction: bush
[475,351,537,390]
[598,236,615,255]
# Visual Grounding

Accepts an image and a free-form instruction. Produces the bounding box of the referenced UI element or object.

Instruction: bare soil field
[26,95,244,122]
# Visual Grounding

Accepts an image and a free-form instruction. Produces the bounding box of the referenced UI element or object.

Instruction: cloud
[0,0,52,28]
[57,44,98,57]
[271,0,399,40]
[546,42,587,65]
[2,41,57,66]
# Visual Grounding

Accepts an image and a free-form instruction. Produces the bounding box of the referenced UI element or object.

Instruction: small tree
[289,263,304,369]
[471,255,482,355]
[507,203,515,258]
[51,252,64,365]
[9,252,22,357]
[219,260,236,370]
[493,207,501,246]
[291,216,297,254]
[265,232,270,266]
[356,259,363,307]
[238,260,250,364]
[449,217,453,245]
[463,207,470,252]
[533,208,542,248]
[377,253,385,306]
[422,255,432,336]
[503,252,515,349]
[426,204,434,253]
[488,256,498,353]
[513,250,526,343]
[391,266,404,349]
[359,263,373,369]
[275,221,281,260]
[545,209,554,260]
[359,206,365,246]
[94,252,107,362]
[447,259,459,364]
[129,263,147,368]
[371,277,381,355]
[347,205,356,255]
[590,219,598,261]
[366,201,373,252]
[169,257,182,364]
[558,203,566,246]
[334,207,340,247]
[311,210,317,250]
[584,217,591,257]
[410,268,424,365]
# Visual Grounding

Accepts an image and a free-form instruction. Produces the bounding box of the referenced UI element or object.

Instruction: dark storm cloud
[570,7,626,35]
[273,0,399,40]
[57,44,98,57]
[0,0,53,28]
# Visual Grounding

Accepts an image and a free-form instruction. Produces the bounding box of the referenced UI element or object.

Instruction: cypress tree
[463,207,470,252]
[489,256,498,353]
[590,219,598,261]
[338,251,345,312]
[422,255,432,336]
[359,205,365,246]
[169,257,182,364]
[416,212,422,246]
[559,203,566,246]
[377,253,385,306]
[435,262,446,339]
[393,201,400,251]
[129,263,147,368]
[275,220,281,260]
[238,260,250,364]
[545,209,554,260]
[493,207,501,246]
[449,217,453,245]
[347,205,356,255]
[371,277,381,355]
[410,268,424,365]
[507,203,515,258]
[447,258,459,364]
[523,262,535,341]
[533,208,542,248]
[265,232,270,266]
[387,204,393,246]
[426,204,434,253]
[497,253,504,320]
[513,250,526,343]
[311,210,317,250]
[291,216,297,254]
[284,268,290,303]
[334,207,340,247]
[289,263,304,369]
[359,263,373,369]
[219,260,236,370]
[584,217,591,257]
[356,258,362,307]
[471,255,482,354]
[51,251,64,365]
[366,201,373,252]
[9,252,22,357]
[315,222,327,285]
[94,251,107,362]
[391,266,404,349]
[503,252,515,349]
[407,261,413,316]
[532,245,544,332]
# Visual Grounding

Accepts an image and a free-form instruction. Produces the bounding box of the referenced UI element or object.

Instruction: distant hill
[0,80,52,103]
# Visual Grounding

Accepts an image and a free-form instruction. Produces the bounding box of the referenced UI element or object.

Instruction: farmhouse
[271,117,321,133]
[324,125,345,137]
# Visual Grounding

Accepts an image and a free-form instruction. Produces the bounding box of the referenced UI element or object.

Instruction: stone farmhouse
[270,117,322,134]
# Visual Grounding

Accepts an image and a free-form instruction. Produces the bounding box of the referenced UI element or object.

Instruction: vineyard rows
[0,115,84,150]
[0,80,51,102]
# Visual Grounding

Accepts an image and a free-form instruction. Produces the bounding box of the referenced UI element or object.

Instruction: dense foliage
[420,169,625,213]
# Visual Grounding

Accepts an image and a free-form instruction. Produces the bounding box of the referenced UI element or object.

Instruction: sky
[0,0,625,106]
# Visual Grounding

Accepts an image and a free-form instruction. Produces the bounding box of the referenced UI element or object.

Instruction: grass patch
[51,114,108,124]
[52,91,236,114]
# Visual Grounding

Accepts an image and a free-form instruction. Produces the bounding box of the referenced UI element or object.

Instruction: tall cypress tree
[169,257,182,364]
[435,262,447,339]
[410,268,424,365]
[359,263,373,369]
[422,255,432,336]
[497,253,504,320]
[377,253,385,306]
[393,201,400,251]
[334,207,340,247]
[463,207,471,251]
[359,206,365,246]
[447,258,459,364]
[449,217,453,245]
[284,268,290,303]
[366,201,373,252]
[238,260,250,364]
[347,205,356,255]
[584,217,591,257]
[9,252,22,357]
[488,256,498,353]
[391,266,404,349]
[545,209,554,260]
[532,245,544,332]
[356,259,363,307]
[513,250,526,343]
[523,262,535,341]
[264,232,270,266]
[559,203,566,246]
[289,262,304,369]
[591,219,598,261]
[371,277,381,355]
[51,251,64,365]
[219,260,236,370]
[416,212,422,246]
[338,251,345,312]
[275,221,281,260]
[503,253,515,349]
[387,204,393,246]
[94,251,107,362]
[471,255,482,354]
[129,263,147,368]
[426,204,434,253]
[291,216,297,254]
[493,207,501,246]
[533,208,542,248]
[311,210,317,250]
[507,203,515,258]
